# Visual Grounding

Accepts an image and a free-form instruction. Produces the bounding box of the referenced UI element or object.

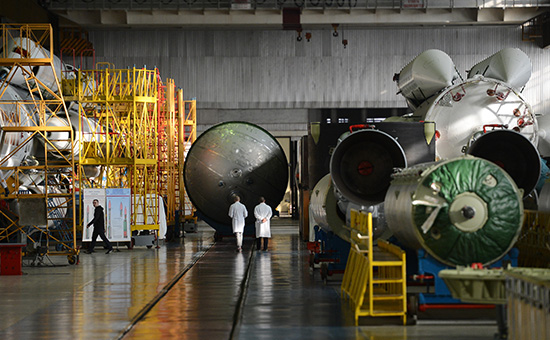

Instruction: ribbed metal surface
[50,0,550,11]
[89,26,550,114]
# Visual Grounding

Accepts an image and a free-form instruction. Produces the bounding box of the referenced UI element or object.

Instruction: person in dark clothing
[85,199,113,254]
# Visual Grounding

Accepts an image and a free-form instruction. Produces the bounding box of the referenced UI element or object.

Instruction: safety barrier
[517,210,550,268]
[341,210,406,325]
[506,268,550,340]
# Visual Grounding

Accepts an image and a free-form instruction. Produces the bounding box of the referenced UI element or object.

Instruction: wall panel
[89,26,550,139]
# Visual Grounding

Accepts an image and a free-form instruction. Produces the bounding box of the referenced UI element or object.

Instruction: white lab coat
[229,201,248,233]
[254,202,272,238]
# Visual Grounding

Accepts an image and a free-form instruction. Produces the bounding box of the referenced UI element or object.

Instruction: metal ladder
[341,210,407,325]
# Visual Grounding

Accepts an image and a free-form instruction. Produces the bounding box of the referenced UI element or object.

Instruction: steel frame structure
[178,94,197,223]
[68,64,159,234]
[158,78,178,226]
[0,24,78,264]
[158,82,197,227]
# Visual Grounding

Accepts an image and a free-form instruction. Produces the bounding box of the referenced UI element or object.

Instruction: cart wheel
[406,294,418,325]
[147,245,153,249]
[320,263,328,284]
[68,255,76,265]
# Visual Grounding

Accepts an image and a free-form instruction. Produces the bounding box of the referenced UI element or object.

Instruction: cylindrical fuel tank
[467,48,531,90]
[329,129,407,207]
[413,76,537,160]
[396,49,459,110]
[467,129,541,197]
[385,156,523,267]
[184,122,288,230]
[0,86,35,173]
[42,115,72,155]
[39,104,102,162]
[309,174,349,243]
[0,37,66,95]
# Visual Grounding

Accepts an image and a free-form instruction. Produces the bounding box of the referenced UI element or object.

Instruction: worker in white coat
[228,195,248,252]
[254,197,272,251]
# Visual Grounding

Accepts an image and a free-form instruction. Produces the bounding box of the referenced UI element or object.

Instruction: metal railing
[49,0,550,10]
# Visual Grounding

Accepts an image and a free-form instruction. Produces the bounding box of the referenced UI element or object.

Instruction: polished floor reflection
[0,218,500,340]
[0,225,215,340]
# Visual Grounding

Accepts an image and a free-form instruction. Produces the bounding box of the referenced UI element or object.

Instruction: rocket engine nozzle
[330,129,407,206]
[467,129,540,197]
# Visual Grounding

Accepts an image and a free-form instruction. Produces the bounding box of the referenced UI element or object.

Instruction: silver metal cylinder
[309,174,349,243]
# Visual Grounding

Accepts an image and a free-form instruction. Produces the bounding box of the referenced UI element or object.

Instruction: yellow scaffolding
[0,24,77,264]
[341,210,407,325]
[69,64,159,234]
[158,78,177,226]
[178,93,196,223]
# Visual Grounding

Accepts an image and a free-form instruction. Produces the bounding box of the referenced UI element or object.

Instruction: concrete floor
[0,218,500,340]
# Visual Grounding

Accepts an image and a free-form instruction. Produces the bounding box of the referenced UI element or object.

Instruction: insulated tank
[384,156,523,267]
[40,104,101,162]
[183,122,288,233]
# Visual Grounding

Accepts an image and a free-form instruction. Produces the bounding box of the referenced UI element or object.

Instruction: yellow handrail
[341,210,407,325]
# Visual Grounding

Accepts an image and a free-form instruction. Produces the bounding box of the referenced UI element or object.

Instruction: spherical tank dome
[183,122,289,227]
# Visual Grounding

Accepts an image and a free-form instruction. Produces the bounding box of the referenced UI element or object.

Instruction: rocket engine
[381,48,539,267]
[466,129,541,197]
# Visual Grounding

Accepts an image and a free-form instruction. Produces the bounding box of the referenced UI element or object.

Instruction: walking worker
[228,195,248,252]
[254,197,272,251]
[85,199,114,254]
